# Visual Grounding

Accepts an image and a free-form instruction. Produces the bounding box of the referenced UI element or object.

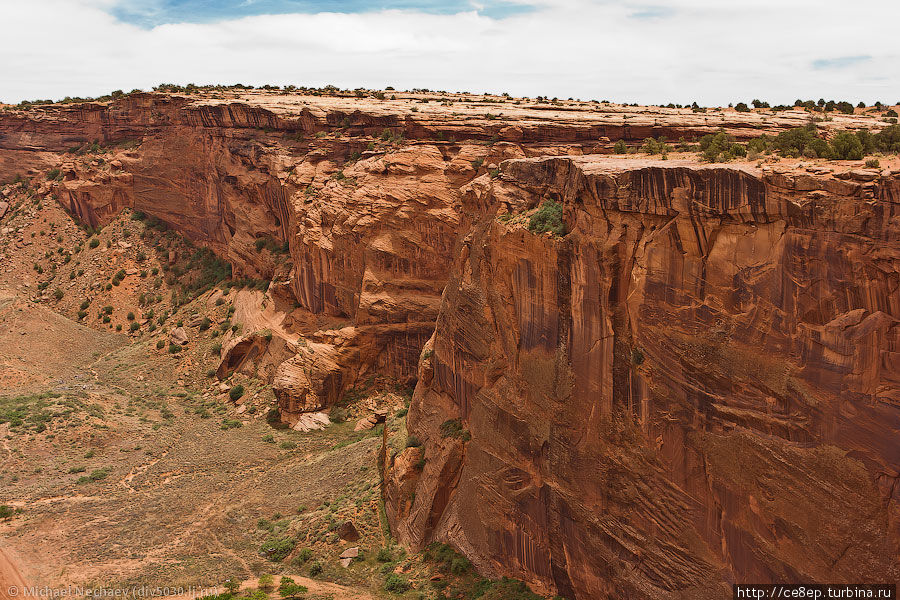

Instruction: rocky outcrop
[387,157,900,598]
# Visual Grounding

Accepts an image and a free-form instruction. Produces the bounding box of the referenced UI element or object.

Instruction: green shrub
[875,125,900,153]
[772,125,830,158]
[221,419,242,430]
[527,200,566,236]
[199,317,211,331]
[308,561,323,576]
[613,139,627,154]
[831,131,864,160]
[257,574,274,590]
[406,434,422,448]
[865,158,880,168]
[293,547,313,565]
[222,580,240,594]
[157,340,165,349]
[129,322,140,333]
[168,343,181,354]
[424,542,472,574]
[734,102,750,112]
[640,137,669,155]
[277,577,307,599]
[53,288,64,300]
[440,418,471,440]
[376,547,393,562]
[89,238,100,249]
[0,505,14,519]
[259,537,295,562]
[479,578,543,600]
[383,574,410,594]
[698,131,746,162]
[77,467,110,483]
[229,385,245,401]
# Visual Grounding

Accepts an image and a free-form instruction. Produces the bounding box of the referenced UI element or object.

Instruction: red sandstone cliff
[386,157,900,598]
[2,92,899,598]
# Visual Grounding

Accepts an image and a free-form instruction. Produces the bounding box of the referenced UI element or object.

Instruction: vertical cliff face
[386,158,900,598]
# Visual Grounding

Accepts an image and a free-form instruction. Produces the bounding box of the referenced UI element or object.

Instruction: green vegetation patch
[527,200,566,237]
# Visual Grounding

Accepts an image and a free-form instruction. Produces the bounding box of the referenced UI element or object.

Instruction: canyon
[1,91,899,598]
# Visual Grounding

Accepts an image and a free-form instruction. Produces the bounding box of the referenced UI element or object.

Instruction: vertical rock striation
[387,157,900,598]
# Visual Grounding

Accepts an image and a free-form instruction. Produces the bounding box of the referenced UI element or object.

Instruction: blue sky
[111,0,535,26]
[2,0,898,105]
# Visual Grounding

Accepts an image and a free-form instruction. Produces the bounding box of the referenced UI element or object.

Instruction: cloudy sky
[2,0,898,105]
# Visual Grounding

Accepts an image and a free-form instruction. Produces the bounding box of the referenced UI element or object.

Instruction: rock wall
[386,158,900,598]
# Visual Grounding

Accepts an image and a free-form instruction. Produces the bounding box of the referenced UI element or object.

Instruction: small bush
[0,505,14,519]
[221,419,242,430]
[89,238,100,249]
[259,537,295,562]
[406,435,422,448]
[168,343,182,354]
[294,547,313,564]
[53,288,64,300]
[129,322,139,333]
[308,561,323,576]
[613,139,627,154]
[156,340,165,349]
[865,158,881,168]
[77,467,110,483]
[277,577,307,599]
[376,547,393,562]
[199,317,211,331]
[383,574,410,594]
[527,200,566,236]
[229,385,245,401]
[257,574,274,590]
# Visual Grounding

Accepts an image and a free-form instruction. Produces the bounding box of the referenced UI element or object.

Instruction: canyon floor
[0,199,407,598]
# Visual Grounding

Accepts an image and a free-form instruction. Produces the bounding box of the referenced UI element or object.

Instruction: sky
[2,0,899,106]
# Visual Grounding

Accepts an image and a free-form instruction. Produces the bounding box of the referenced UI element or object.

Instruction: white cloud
[1,0,898,104]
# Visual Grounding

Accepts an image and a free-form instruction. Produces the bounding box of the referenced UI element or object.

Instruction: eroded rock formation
[387,157,900,598]
[2,92,899,598]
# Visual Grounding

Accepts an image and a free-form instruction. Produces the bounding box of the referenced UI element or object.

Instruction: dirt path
[0,546,27,600]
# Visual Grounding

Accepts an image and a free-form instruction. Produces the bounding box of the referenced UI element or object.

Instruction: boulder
[290,411,331,432]
[169,327,188,345]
